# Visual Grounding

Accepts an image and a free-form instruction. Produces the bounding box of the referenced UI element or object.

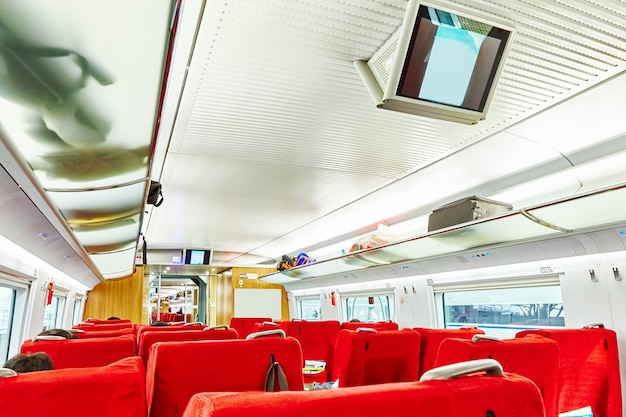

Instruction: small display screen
[184,249,210,265]
[189,250,205,265]
[396,5,510,112]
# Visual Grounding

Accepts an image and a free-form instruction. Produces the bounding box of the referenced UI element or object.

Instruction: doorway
[149,275,207,324]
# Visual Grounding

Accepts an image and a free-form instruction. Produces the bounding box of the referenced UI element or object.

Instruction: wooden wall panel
[83,266,147,324]
[215,271,233,327]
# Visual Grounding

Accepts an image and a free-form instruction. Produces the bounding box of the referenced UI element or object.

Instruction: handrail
[246,329,286,340]
[204,324,230,331]
[356,327,377,333]
[472,334,501,343]
[0,368,18,378]
[419,359,503,381]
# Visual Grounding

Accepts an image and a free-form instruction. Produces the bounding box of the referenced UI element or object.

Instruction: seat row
[0,355,545,417]
[231,319,622,417]
[17,320,622,417]
[22,323,238,368]
[181,359,544,417]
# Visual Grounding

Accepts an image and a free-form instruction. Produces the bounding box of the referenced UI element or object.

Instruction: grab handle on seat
[419,358,504,381]
[356,327,377,333]
[472,334,501,343]
[246,329,286,340]
[69,329,85,333]
[34,335,66,341]
[0,368,18,378]
[204,324,230,331]
[183,322,203,326]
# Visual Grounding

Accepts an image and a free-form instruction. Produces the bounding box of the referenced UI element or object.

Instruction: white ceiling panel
[136,0,626,269]
[2,0,626,280]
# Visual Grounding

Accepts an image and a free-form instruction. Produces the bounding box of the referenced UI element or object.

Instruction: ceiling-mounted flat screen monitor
[184,249,211,265]
[355,0,513,124]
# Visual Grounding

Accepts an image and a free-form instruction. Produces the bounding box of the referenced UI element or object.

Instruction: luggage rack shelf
[261,184,626,284]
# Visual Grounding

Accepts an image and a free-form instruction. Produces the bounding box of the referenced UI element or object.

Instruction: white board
[233,288,282,319]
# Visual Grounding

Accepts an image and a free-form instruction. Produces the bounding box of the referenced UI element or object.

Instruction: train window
[297,297,321,320]
[43,295,66,331]
[440,285,565,338]
[71,297,83,325]
[342,292,395,322]
[0,286,16,362]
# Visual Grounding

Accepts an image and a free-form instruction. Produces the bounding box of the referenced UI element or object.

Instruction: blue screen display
[397,5,510,112]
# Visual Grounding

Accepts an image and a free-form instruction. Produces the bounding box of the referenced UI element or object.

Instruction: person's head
[151,320,171,326]
[38,329,77,339]
[3,352,53,373]
[107,316,121,320]
[349,318,361,322]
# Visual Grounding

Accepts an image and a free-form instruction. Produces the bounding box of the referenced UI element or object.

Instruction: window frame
[431,274,563,338]
[339,290,397,323]
[295,295,322,320]
[0,275,30,363]
[43,294,67,331]
[72,296,84,325]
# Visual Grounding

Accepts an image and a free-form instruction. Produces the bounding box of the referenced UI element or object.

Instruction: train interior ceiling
[2,0,626,378]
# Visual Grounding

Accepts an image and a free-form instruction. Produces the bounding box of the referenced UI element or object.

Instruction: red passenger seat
[135,323,206,342]
[181,359,544,417]
[229,317,272,339]
[86,318,132,325]
[146,331,304,417]
[138,326,238,365]
[340,321,399,331]
[435,334,560,417]
[71,327,134,339]
[279,319,341,383]
[0,357,146,417]
[73,321,133,331]
[517,325,622,417]
[251,320,281,333]
[20,334,137,368]
[333,328,421,387]
[412,327,484,376]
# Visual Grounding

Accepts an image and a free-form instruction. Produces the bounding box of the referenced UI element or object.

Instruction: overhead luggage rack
[261,183,626,284]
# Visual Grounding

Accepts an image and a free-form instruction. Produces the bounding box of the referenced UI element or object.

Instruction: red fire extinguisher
[46,280,54,305]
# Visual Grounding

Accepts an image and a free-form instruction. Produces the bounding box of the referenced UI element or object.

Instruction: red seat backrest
[279,320,341,383]
[0,357,146,417]
[340,321,399,331]
[412,327,484,376]
[73,322,133,331]
[182,362,544,417]
[517,327,622,417]
[135,323,206,342]
[72,328,134,339]
[333,329,421,387]
[229,317,272,339]
[435,334,560,417]
[20,335,137,368]
[251,321,281,333]
[146,336,304,417]
[138,327,239,365]
[86,319,132,325]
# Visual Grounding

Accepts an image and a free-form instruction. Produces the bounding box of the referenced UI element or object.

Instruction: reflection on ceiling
[0,0,175,279]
